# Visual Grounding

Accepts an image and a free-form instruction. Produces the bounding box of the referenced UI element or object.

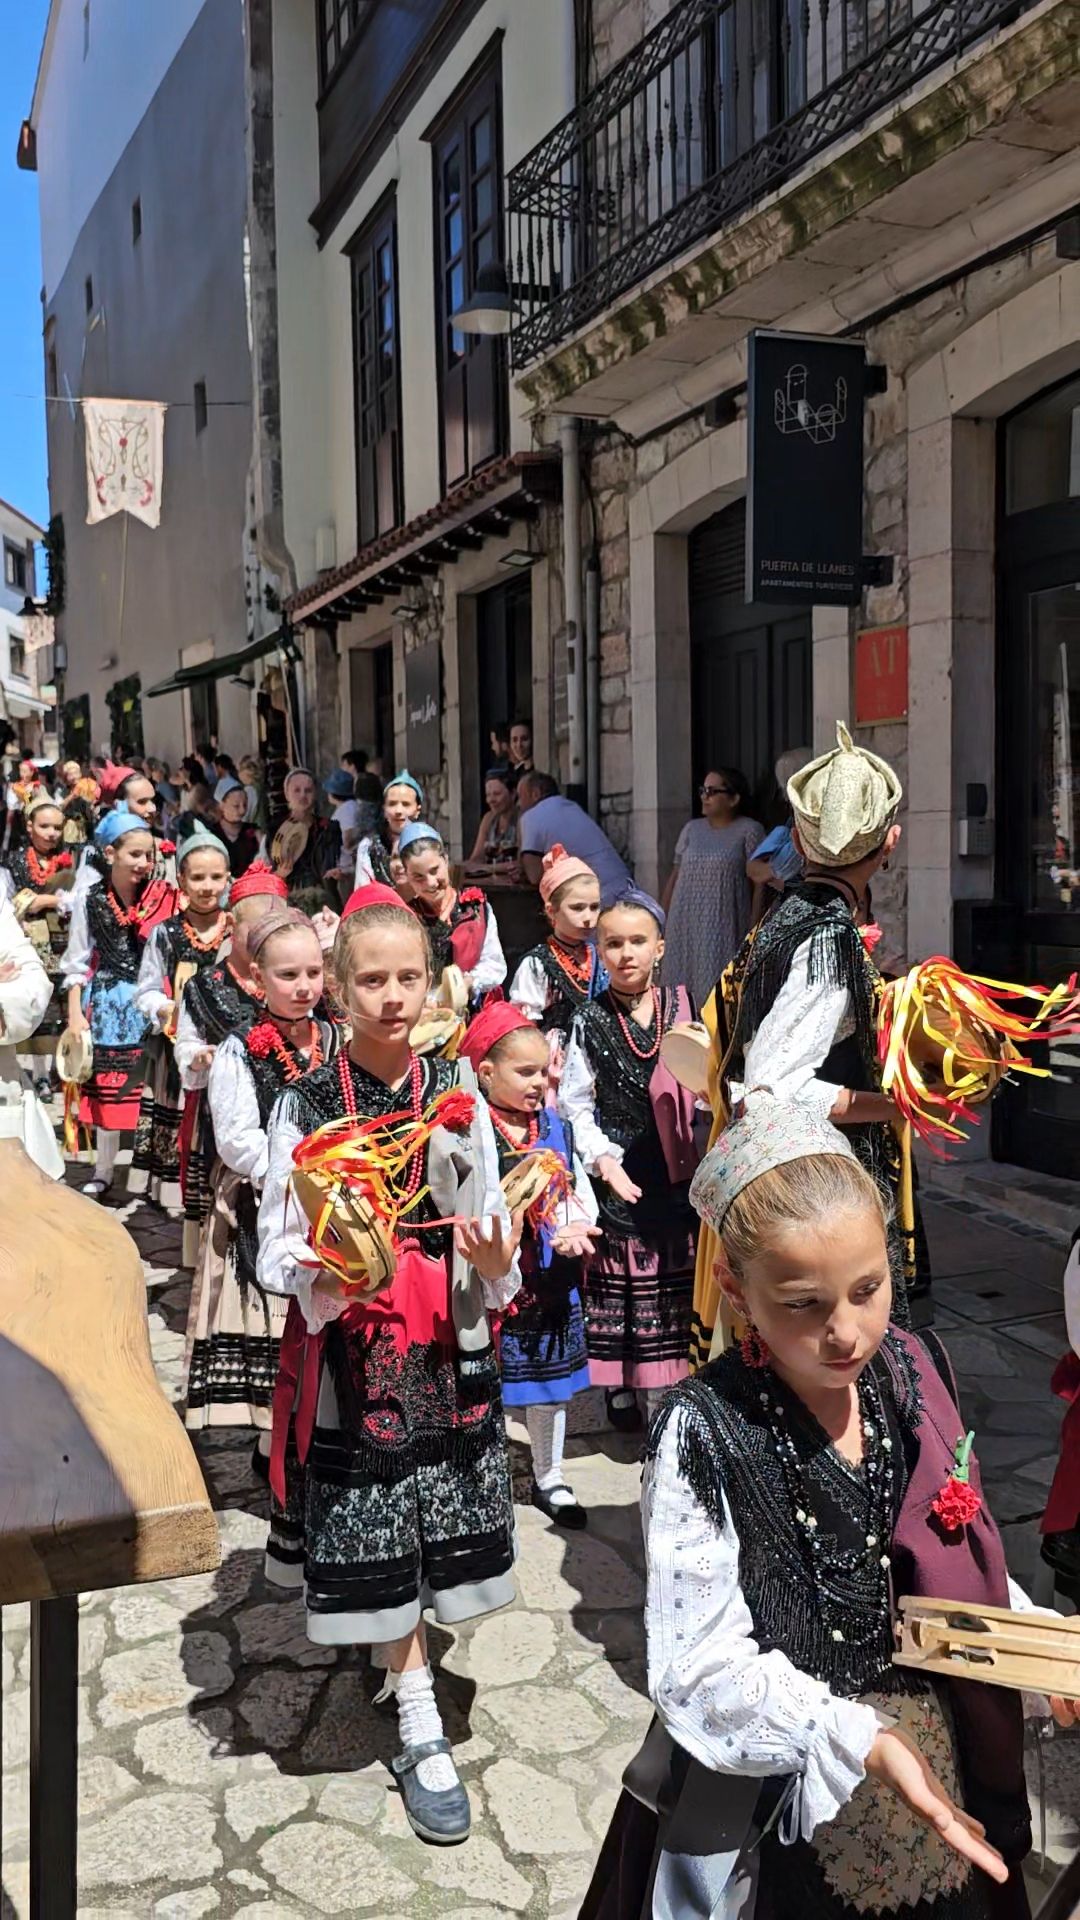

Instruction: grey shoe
[390,1738,471,1844]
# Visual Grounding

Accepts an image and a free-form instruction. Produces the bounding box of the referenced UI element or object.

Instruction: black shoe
[34,1076,53,1104]
[1041,1529,1080,1580]
[606,1388,643,1434]
[391,1739,471,1844]
[251,1439,271,1485]
[531,1480,587,1530]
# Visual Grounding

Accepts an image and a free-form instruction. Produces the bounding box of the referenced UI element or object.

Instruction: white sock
[526,1404,575,1506]
[608,1387,636,1410]
[643,1386,667,1425]
[93,1130,119,1183]
[393,1666,458,1792]
[256,1430,272,1459]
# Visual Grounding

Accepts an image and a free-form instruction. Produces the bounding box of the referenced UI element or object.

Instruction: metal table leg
[29,1594,79,1919]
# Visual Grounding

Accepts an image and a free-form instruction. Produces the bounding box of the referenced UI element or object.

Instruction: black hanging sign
[746,330,867,606]
[404,639,442,774]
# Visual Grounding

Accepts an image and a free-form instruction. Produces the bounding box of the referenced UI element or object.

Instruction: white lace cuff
[796,1697,882,1839]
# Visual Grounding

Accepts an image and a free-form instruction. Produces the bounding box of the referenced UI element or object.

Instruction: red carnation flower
[458,887,486,909]
[930,1431,983,1534]
[433,1087,476,1133]
[56,851,73,869]
[246,1021,277,1060]
[159,839,176,857]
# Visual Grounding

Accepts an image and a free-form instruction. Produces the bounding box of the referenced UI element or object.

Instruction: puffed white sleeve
[471,1094,522,1313]
[353,837,376,886]
[470,905,507,993]
[60,885,93,989]
[0,868,13,907]
[509,953,550,1023]
[737,942,851,1125]
[645,1405,883,1840]
[558,1023,621,1169]
[257,1102,340,1331]
[174,996,211,1090]
[133,925,173,1027]
[209,1036,270,1186]
[0,899,51,1043]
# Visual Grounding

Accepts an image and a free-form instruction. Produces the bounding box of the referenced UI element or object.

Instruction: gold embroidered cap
[787,721,902,868]
[689,1096,857,1233]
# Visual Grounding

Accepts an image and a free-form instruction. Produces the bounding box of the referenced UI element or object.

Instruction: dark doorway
[477,574,531,777]
[689,500,811,822]
[188,676,219,755]
[349,638,395,773]
[992,375,1080,1177]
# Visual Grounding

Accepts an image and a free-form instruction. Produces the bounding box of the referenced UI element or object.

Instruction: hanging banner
[746,331,867,606]
[84,398,166,529]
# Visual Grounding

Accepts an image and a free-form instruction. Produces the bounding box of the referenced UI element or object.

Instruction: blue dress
[492,1106,591,1408]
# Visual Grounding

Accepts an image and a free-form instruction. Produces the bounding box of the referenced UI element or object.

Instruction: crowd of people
[0,721,1075,1913]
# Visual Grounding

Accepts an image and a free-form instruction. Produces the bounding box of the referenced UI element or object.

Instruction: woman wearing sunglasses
[660,768,763,1010]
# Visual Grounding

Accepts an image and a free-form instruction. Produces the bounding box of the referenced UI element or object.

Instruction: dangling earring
[739,1321,771,1369]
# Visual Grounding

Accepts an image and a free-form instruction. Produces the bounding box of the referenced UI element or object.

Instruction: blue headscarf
[94,809,151,849]
[384,770,424,803]
[397,819,442,856]
[608,886,666,932]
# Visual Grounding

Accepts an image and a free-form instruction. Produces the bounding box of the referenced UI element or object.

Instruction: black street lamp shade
[450,261,516,336]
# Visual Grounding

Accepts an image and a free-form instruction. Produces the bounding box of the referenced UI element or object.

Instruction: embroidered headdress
[229,859,288,903]
[787,721,902,868]
[689,1096,856,1232]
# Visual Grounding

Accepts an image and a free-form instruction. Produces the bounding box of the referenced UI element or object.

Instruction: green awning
[145,627,292,698]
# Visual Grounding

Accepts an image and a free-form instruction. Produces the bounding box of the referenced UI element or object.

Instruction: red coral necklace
[489,1107,539,1149]
[181,911,230,954]
[246,1017,322,1084]
[548,935,593,990]
[26,846,70,886]
[105,884,154,930]
[610,985,661,1059]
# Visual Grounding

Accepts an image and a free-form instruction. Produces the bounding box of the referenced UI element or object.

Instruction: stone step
[926,1157,1079,1244]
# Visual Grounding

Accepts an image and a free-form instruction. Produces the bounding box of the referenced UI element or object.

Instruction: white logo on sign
[774,364,847,445]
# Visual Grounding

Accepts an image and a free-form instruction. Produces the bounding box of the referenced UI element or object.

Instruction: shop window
[429,53,507,491]
[350,193,403,546]
[1005,374,1080,515]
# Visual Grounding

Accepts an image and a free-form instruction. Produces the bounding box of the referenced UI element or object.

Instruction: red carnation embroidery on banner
[97,1071,129,1089]
[931,1431,983,1534]
[246,1021,278,1060]
[432,1088,476,1133]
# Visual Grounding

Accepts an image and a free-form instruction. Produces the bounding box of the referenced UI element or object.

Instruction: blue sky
[0,1,50,529]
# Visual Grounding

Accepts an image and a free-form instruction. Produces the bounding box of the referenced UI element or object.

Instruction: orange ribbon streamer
[878,956,1080,1153]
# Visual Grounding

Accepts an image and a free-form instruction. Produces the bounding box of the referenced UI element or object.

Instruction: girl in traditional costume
[60,810,176,1198]
[509,845,605,1068]
[257,883,520,1846]
[461,1001,598,1528]
[400,822,507,1005]
[690,721,929,1364]
[581,1098,1075,1920]
[133,824,232,1204]
[0,892,64,1179]
[0,790,75,1094]
[184,908,336,1445]
[173,859,289,1251]
[353,771,424,891]
[560,892,699,1433]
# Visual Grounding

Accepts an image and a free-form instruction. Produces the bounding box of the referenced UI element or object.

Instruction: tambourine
[56,1026,93,1086]
[270,818,310,873]
[436,964,468,1015]
[410,1005,465,1057]
[902,992,1010,1105]
[501,1153,559,1217]
[165,959,198,1042]
[291,1167,397,1299]
[659,1022,711,1097]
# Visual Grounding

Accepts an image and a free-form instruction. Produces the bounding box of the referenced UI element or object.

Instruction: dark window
[8,636,27,679]
[193,380,208,435]
[131,197,142,244]
[318,0,373,91]
[4,543,28,593]
[350,195,403,547]
[430,53,507,491]
[84,275,93,315]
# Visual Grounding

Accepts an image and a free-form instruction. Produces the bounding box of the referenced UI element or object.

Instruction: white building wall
[31,0,209,300]
[273,0,575,591]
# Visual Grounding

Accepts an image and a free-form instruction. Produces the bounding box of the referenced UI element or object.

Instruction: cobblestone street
[1,1175,1078,1917]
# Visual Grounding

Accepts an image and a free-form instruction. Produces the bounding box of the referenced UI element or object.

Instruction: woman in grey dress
[660,768,763,1009]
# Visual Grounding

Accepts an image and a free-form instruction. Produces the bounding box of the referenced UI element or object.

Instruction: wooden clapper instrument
[895,1597,1080,1698]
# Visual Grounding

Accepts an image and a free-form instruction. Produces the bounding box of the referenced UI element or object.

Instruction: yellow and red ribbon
[878,956,1080,1152]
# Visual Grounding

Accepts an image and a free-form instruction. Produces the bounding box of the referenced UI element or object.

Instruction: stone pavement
[1,1172,1077,1917]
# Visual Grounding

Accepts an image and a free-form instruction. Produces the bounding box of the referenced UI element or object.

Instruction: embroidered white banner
[84,398,167,528]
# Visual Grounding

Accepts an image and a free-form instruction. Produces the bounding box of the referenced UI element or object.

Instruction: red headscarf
[98,762,137,802]
[342,882,405,918]
[229,858,288,903]
[458,1001,533,1071]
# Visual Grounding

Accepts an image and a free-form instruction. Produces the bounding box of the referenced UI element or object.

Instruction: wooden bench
[0,1141,220,1916]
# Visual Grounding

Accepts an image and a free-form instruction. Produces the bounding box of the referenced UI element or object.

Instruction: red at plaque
[855,625,908,724]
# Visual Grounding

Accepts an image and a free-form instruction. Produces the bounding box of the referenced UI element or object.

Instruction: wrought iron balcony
[507,0,1031,369]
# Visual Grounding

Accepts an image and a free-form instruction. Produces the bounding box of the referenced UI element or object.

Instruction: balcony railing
[507,0,1029,369]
